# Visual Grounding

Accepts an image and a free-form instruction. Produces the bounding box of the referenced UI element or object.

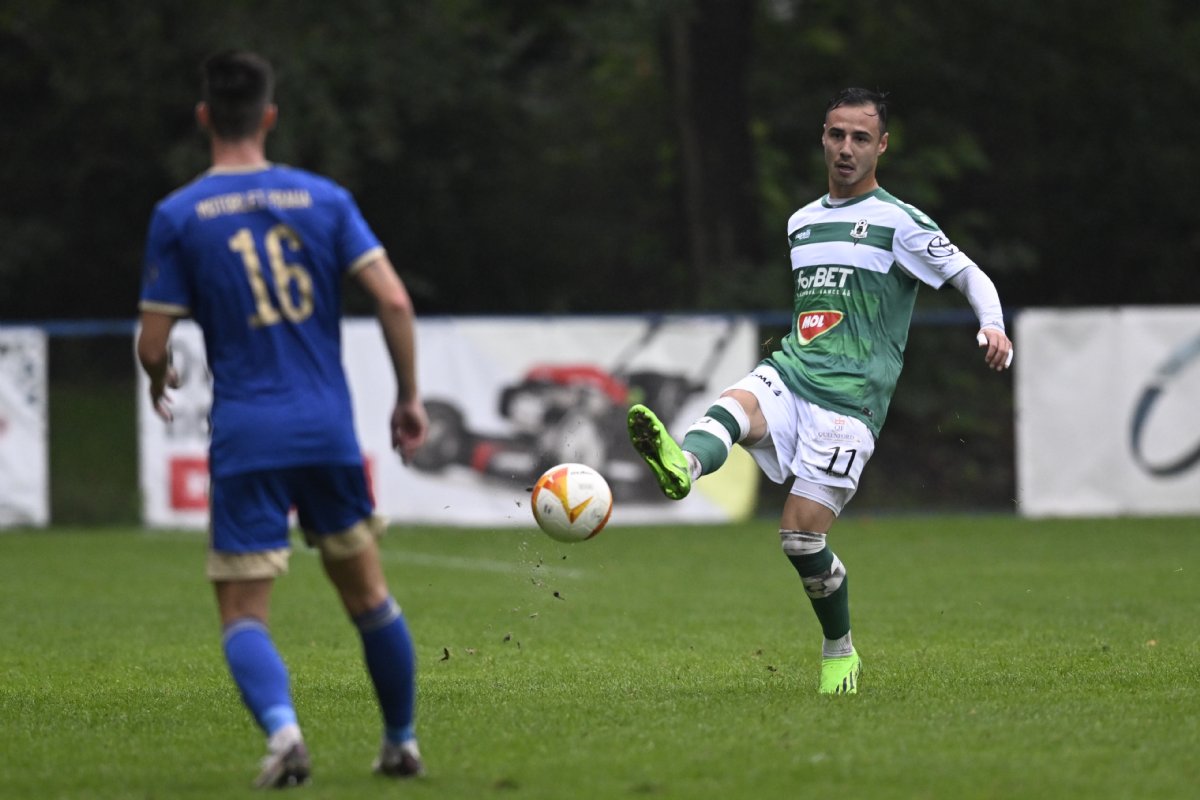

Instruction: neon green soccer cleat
[819,650,861,695]
[626,403,692,500]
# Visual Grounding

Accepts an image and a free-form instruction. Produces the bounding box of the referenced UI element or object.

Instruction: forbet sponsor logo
[796,310,844,344]
[796,266,852,291]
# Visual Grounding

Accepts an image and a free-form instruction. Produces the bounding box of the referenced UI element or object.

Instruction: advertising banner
[1016,307,1200,517]
[0,328,48,528]
[138,315,760,529]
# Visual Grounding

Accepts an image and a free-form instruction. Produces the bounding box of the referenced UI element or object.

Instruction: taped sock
[682,398,751,476]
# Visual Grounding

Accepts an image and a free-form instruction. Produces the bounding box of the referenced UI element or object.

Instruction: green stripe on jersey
[789,222,895,251]
[872,189,940,231]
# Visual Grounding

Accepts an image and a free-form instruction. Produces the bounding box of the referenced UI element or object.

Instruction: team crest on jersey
[796,310,844,344]
[850,219,870,240]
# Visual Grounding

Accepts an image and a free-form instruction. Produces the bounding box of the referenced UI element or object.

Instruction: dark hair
[826,87,889,134]
[201,50,274,140]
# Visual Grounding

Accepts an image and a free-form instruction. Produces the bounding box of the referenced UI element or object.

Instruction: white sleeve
[892,220,976,289]
[947,265,1005,332]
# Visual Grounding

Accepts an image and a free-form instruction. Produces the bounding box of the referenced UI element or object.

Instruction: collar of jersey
[820,187,884,209]
[206,162,275,176]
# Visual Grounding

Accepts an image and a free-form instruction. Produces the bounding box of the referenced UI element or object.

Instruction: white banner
[0,328,48,528]
[138,315,760,529]
[137,323,213,529]
[1016,307,1200,517]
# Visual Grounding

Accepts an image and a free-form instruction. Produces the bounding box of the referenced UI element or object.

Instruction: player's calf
[781,529,859,693]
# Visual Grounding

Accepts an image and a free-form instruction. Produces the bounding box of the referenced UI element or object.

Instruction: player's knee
[780,529,825,557]
[307,514,385,561]
[316,521,390,617]
[780,529,846,599]
[721,389,768,442]
[720,388,758,418]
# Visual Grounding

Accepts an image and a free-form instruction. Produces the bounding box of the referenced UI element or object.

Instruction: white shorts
[727,365,875,515]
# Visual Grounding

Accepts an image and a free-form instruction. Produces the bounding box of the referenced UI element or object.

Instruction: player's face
[821,104,888,198]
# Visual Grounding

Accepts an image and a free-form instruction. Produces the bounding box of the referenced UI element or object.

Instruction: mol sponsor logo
[796,310,844,344]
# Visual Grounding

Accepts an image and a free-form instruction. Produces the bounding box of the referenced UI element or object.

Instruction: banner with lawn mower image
[138,315,760,528]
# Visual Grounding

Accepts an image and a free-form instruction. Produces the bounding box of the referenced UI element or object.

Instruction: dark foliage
[3,1,1198,319]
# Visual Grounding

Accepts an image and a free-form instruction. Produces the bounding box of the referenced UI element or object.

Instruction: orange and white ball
[531,463,613,542]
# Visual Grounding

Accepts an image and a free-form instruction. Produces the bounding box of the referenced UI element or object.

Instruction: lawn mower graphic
[410,320,736,503]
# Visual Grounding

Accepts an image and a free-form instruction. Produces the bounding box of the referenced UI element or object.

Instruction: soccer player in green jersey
[629,87,1013,694]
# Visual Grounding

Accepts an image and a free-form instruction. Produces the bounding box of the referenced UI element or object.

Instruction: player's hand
[149,366,181,422]
[392,397,429,465]
[976,328,1014,371]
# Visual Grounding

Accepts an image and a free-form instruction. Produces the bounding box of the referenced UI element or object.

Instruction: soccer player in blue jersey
[137,51,429,788]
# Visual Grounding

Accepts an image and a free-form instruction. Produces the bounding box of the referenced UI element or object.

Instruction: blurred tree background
[5,0,1199,318]
[3,0,1198,518]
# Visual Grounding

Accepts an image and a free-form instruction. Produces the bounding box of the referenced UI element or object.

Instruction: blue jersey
[140,164,383,478]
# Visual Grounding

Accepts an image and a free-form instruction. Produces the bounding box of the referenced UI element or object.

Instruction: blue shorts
[209,464,374,555]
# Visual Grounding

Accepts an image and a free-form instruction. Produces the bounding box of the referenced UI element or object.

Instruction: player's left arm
[136,310,181,421]
[893,217,1014,372]
[353,254,429,463]
[336,186,429,461]
[947,265,1013,371]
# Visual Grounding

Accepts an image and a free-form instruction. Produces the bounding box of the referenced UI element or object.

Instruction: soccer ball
[531,463,613,542]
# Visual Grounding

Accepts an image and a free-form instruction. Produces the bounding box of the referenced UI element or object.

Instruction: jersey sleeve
[138,207,191,316]
[890,212,976,290]
[333,187,385,276]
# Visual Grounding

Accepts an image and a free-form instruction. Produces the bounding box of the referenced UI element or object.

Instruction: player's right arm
[354,255,428,463]
[138,207,188,421]
[137,310,181,421]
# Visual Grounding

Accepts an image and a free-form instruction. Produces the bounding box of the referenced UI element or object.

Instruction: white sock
[685,451,702,481]
[268,723,304,753]
[822,631,854,658]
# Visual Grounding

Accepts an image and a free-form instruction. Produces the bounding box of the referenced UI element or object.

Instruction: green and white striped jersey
[763,187,975,438]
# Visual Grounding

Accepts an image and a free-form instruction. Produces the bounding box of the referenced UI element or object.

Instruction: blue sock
[222,618,298,735]
[354,597,417,744]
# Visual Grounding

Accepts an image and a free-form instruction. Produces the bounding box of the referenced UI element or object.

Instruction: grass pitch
[1,516,1197,799]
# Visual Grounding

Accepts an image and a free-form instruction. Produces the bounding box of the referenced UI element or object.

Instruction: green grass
[1,516,1197,799]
